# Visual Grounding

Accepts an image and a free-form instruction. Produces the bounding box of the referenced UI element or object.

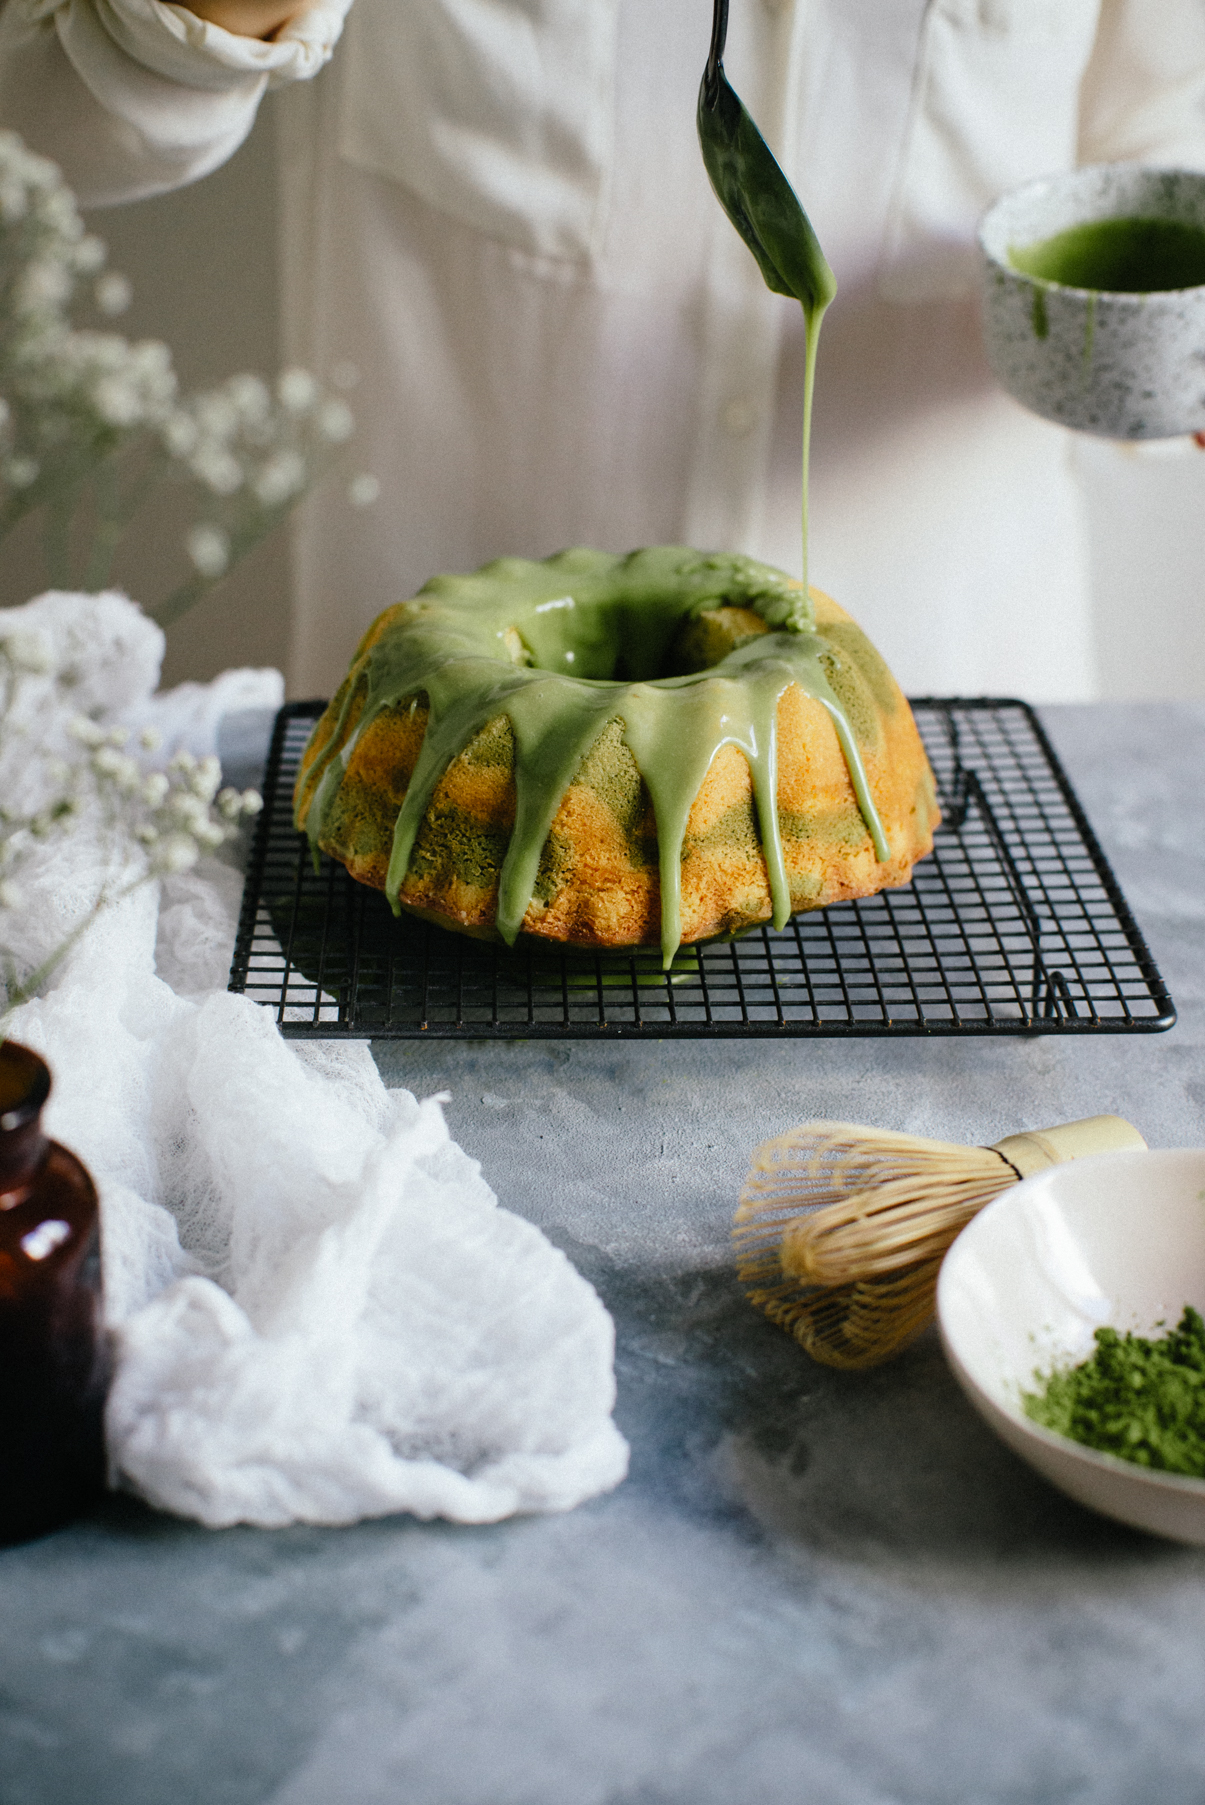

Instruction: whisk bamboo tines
[734,1116,1146,1371]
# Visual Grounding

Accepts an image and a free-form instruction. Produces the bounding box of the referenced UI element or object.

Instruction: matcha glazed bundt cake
[294,547,940,967]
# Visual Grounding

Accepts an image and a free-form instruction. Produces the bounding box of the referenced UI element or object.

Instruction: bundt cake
[294,547,940,966]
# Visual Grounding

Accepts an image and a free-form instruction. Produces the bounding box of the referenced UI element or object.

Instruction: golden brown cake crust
[295,556,939,955]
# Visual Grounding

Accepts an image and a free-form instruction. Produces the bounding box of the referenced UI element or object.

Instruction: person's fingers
[178,1,305,41]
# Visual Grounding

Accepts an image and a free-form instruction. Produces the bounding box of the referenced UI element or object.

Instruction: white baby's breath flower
[227,373,270,423]
[277,368,318,413]
[39,185,80,239]
[189,446,243,496]
[141,772,169,807]
[0,180,27,224]
[185,522,230,577]
[190,755,222,804]
[4,455,39,490]
[134,824,158,846]
[348,472,380,508]
[152,833,199,875]
[169,792,209,833]
[161,410,199,458]
[91,374,144,427]
[2,629,54,674]
[67,715,105,747]
[92,746,140,789]
[252,449,306,508]
[215,787,243,820]
[105,725,129,747]
[168,749,197,774]
[240,789,263,816]
[75,236,107,275]
[93,271,132,316]
[127,340,175,406]
[138,726,162,752]
[17,144,59,193]
[193,820,228,850]
[317,398,354,443]
[17,258,72,313]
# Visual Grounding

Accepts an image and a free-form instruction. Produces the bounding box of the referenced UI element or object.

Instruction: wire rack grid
[227,699,1174,1040]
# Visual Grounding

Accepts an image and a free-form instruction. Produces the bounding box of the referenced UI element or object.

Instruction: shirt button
[722,397,758,438]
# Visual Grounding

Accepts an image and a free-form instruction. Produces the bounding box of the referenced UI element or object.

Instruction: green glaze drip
[1031,285,1048,339]
[307,757,346,872]
[799,294,829,606]
[298,548,890,968]
[1009,216,1205,294]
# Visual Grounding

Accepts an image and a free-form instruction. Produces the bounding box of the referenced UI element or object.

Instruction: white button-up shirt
[2,0,1204,697]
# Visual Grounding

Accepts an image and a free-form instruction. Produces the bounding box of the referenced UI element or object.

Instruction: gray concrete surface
[2,703,1203,1805]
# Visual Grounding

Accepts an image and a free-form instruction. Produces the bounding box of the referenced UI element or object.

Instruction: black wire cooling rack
[227,699,1174,1040]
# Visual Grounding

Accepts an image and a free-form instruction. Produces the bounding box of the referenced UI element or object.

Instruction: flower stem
[42,491,77,588]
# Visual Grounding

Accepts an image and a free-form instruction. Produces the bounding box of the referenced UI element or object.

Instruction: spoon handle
[705,0,729,98]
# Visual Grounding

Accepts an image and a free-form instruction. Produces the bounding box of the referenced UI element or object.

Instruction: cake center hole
[509,598,771,681]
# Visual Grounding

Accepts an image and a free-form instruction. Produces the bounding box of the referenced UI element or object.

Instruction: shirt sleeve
[1079,0,1205,169]
[0,0,352,206]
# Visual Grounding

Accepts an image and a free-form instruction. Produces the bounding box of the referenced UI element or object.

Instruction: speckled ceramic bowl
[979,165,1205,438]
[938,1149,1205,1545]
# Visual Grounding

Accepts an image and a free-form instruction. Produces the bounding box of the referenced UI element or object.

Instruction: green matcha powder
[1024,1307,1205,1477]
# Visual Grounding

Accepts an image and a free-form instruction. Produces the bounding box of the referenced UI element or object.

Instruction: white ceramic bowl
[938,1149,1205,1544]
[978,164,1205,437]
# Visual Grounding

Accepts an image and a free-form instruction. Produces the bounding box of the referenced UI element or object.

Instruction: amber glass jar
[0,1040,108,1543]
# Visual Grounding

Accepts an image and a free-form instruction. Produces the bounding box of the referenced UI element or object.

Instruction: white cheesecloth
[1,591,629,1529]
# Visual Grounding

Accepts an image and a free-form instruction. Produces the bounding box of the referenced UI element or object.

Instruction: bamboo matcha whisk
[733,1116,1146,1371]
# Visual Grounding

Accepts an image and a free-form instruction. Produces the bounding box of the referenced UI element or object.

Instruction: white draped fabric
[0,590,628,1529]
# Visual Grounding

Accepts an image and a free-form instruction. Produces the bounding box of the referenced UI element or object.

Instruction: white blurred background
[0,97,1201,702]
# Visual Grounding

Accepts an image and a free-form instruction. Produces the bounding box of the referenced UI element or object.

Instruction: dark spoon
[696,0,836,594]
[696,0,836,314]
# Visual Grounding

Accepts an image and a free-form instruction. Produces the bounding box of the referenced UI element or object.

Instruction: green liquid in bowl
[1009,216,1205,293]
